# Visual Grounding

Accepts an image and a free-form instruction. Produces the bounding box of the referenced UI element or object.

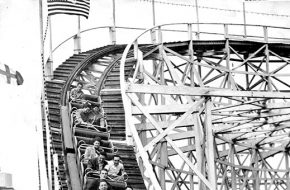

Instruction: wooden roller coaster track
[42,23,290,190]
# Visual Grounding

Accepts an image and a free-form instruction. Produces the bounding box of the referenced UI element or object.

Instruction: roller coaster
[41,23,290,190]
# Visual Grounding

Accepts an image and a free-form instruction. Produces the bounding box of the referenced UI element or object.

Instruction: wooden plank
[167,145,196,156]
[131,103,200,115]
[135,117,195,131]
[66,153,82,190]
[217,160,289,172]
[126,83,290,99]
[147,131,195,142]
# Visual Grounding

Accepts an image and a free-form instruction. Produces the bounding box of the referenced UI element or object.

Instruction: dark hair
[93,136,102,143]
[113,154,121,159]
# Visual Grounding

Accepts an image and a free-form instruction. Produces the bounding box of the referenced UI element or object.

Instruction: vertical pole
[39,0,52,189]
[74,16,81,54]
[195,0,200,39]
[224,24,232,89]
[47,16,53,80]
[150,0,157,44]
[112,0,116,27]
[188,24,195,189]
[243,2,247,38]
[152,0,156,26]
[110,0,116,45]
[264,26,272,91]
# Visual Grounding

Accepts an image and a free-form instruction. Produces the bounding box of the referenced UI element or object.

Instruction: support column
[159,61,167,190]
[205,98,217,189]
[230,145,237,190]
[194,113,204,190]
[285,151,290,189]
[253,149,259,190]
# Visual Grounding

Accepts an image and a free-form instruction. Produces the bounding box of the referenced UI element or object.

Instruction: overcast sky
[0,0,289,189]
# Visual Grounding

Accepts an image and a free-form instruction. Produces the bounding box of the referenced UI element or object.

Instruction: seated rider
[70,82,84,101]
[84,169,110,190]
[105,155,126,181]
[75,103,105,127]
[83,137,105,164]
[86,152,108,175]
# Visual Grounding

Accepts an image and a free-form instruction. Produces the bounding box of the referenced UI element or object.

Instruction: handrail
[52,22,290,55]
[51,23,290,68]
[52,26,147,53]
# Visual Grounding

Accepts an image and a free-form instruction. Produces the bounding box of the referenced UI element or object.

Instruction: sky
[0,0,289,190]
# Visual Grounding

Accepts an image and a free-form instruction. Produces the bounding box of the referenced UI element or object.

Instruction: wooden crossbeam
[126,83,290,99]
[217,160,289,172]
[135,117,195,131]
[147,131,195,142]
[131,103,200,115]
[167,145,196,156]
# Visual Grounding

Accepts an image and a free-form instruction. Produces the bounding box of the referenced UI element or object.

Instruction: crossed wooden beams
[121,40,290,190]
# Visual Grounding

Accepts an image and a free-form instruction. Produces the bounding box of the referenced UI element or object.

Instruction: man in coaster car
[105,155,126,182]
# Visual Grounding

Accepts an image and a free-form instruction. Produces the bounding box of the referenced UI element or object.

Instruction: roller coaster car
[83,175,127,190]
[70,100,112,133]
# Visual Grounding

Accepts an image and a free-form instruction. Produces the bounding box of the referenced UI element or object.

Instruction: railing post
[109,26,117,45]
[243,2,247,38]
[73,34,81,54]
[74,16,81,54]
[188,24,193,56]
[158,26,163,44]
[195,0,200,39]
[150,29,157,44]
[134,40,138,59]
[263,26,268,43]
[224,24,229,39]
[46,16,53,80]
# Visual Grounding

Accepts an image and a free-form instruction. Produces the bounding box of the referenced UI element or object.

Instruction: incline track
[44,44,147,189]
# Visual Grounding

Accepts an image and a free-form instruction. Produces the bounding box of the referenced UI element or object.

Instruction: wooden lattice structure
[120,23,290,190]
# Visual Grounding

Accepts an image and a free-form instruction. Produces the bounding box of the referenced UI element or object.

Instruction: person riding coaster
[74,101,106,128]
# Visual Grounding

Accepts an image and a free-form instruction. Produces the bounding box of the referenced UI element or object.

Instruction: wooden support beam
[147,131,195,142]
[205,99,217,189]
[135,116,195,131]
[126,83,290,99]
[127,93,214,189]
[131,103,200,115]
